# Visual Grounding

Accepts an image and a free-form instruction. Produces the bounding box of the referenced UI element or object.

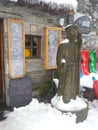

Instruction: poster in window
[44,27,62,69]
[8,19,25,78]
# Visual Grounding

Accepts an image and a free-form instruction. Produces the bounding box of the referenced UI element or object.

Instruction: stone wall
[77,0,98,50]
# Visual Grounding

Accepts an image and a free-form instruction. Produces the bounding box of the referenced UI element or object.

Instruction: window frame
[44,26,62,70]
[8,19,25,78]
[25,35,41,59]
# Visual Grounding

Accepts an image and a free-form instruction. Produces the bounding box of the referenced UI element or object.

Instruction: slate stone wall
[77,0,98,50]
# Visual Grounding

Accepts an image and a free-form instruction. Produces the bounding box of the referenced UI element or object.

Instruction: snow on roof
[11,0,78,7]
[10,0,78,14]
[41,0,78,10]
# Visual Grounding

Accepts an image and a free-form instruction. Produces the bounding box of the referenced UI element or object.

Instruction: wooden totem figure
[57,25,82,103]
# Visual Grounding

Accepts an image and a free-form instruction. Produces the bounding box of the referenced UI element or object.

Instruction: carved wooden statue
[57,25,82,103]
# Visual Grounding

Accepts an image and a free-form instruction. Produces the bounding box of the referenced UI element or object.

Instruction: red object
[93,80,98,98]
[80,50,89,75]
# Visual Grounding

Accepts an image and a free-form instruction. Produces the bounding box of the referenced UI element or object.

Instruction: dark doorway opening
[0,18,4,102]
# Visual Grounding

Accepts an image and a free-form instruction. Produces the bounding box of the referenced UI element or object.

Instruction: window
[25,35,41,58]
[44,26,62,69]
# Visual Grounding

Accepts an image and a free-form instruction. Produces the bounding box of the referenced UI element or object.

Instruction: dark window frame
[25,35,41,58]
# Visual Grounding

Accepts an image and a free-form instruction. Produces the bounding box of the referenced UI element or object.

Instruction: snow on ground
[80,73,98,88]
[0,72,98,130]
[0,98,98,130]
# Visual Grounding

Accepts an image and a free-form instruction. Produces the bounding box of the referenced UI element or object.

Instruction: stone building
[77,0,98,50]
[0,0,76,106]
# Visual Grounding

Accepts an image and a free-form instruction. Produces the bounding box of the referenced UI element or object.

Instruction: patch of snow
[51,95,87,111]
[0,99,98,130]
[61,39,69,44]
[10,0,17,2]
[65,24,73,29]
[40,0,78,11]
[53,78,59,88]
[61,58,66,64]
[80,73,98,89]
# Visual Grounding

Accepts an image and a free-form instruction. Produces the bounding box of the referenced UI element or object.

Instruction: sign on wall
[9,76,32,108]
[8,19,25,78]
[74,13,91,34]
[44,27,62,70]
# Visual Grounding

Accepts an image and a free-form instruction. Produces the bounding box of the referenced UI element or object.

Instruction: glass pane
[32,37,37,46]
[32,48,37,56]
[26,37,31,46]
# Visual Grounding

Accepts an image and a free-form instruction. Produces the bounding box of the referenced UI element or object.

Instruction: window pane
[25,35,41,58]
[32,48,37,56]
[26,37,31,46]
[32,37,37,46]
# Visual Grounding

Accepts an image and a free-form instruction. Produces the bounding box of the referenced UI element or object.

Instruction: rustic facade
[0,0,73,106]
[1,0,98,106]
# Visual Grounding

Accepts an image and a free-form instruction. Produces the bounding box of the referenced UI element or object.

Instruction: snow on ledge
[53,78,59,88]
[51,94,87,112]
[10,0,17,1]
[61,39,69,44]
[61,58,66,64]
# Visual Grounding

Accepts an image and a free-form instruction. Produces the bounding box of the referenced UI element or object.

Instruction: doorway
[0,18,4,101]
